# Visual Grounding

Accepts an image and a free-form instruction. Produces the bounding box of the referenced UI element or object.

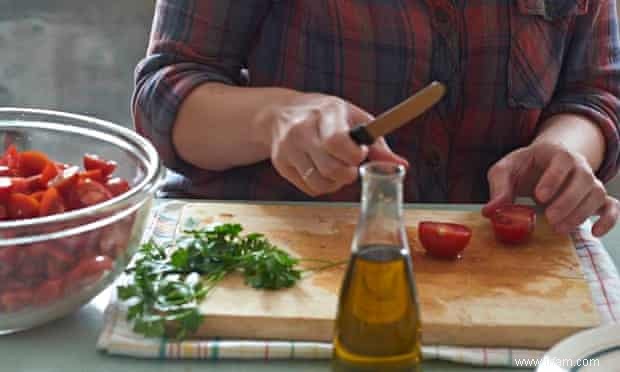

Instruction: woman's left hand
[482,142,619,237]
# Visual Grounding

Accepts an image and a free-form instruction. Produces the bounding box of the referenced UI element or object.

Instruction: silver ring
[302,167,315,180]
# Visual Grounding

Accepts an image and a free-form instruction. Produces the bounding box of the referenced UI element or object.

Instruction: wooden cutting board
[174,202,599,349]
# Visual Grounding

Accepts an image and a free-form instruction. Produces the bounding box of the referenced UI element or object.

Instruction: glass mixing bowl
[0,108,164,334]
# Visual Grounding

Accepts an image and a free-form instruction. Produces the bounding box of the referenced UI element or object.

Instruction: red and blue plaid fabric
[133,0,620,203]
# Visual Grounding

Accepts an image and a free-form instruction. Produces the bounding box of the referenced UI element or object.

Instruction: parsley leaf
[118,223,309,339]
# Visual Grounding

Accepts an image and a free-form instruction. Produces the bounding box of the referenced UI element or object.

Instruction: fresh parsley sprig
[118,223,324,339]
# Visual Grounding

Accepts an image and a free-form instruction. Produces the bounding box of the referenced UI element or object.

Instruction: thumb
[367,138,410,168]
[482,153,522,218]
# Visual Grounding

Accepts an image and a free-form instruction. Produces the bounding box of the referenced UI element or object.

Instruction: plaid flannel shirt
[133,0,620,203]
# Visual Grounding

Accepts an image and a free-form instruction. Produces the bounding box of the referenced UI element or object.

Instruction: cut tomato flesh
[7,193,40,220]
[418,221,472,259]
[491,205,536,244]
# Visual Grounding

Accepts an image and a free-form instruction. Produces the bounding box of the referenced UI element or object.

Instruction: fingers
[482,152,526,218]
[534,152,577,203]
[592,197,620,237]
[308,146,358,186]
[288,151,338,196]
[367,138,410,168]
[544,169,597,227]
[552,185,606,233]
[323,132,368,166]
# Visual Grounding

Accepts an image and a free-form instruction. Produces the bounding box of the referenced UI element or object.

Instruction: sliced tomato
[40,163,59,185]
[0,165,11,176]
[30,191,45,202]
[10,177,31,194]
[48,165,79,198]
[0,204,7,221]
[70,179,112,208]
[418,222,472,259]
[0,247,17,278]
[0,145,19,169]
[0,177,12,202]
[45,245,75,279]
[104,177,130,197]
[83,154,117,177]
[65,255,113,284]
[34,279,64,305]
[39,187,66,216]
[7,193,40,219]
[491,205,536,244]
[18,150,51,177]
[0,288,33,312]
[25,174,46,193]
[78,169,105,183]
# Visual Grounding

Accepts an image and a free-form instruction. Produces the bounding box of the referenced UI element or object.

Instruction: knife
[349,81,447,145]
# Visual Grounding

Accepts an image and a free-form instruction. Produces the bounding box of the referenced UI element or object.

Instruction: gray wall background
[1,0,619,196]
[0,0,153,126]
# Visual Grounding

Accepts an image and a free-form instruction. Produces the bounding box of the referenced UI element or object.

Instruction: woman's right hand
[265,94,408,197]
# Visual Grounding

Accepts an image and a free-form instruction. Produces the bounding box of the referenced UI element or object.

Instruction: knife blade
[349,81,446,145]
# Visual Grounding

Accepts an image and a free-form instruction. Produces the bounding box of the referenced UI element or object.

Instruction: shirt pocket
[507,0,589,109]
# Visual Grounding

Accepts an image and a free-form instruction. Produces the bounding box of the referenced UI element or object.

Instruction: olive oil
[332,245,421,372]
[332,162,422,372]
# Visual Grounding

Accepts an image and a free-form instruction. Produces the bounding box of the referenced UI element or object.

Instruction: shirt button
[435,8,450,24]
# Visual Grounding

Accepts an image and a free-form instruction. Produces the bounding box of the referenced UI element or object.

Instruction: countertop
[1,201,618,372]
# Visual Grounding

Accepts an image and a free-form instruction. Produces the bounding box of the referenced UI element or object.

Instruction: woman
[134,0,620,236]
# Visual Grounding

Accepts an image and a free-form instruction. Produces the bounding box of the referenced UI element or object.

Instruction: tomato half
[7,193,40,220]
[490,205,536,244]
[83,154,117,177]
[418,222,472,259]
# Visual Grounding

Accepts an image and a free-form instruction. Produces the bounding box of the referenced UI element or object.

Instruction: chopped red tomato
[39,187,65,216]
[0,145,19,169]
[78,169,105,183]
[70,179,112,208]
[40,163,59,185]
[18,151,50,177]
[0,288,33,312]
[66,255,114,284]
[105,177,130,197]
[0,146,132,313]
[34,279,64,305]
[48,165,79,197]
[0,204,7,221]
[10,177,31,194]
[30,191,45,202]
[7,193,40,220]
[418,222,472,259]
[83,154,117,177]
[0,177,12,202]
[490,205,536,244]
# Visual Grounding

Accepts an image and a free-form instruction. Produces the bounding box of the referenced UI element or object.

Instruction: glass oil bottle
[332,162,422,372]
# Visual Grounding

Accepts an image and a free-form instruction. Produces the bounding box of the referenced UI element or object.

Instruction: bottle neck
[353,162,407,252]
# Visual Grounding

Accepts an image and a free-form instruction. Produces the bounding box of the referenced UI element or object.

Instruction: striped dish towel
[97,202,620,367]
